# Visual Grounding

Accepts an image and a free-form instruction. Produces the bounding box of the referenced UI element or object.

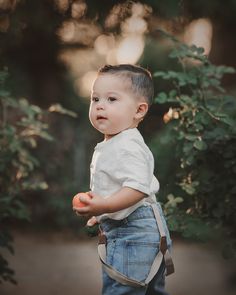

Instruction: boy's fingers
[87,217,97,226]
[79,195,91,204]
[74,206,90,214]
[87,191,95,198]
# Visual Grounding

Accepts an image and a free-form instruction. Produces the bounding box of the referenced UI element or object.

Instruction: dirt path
[0,230,235,295]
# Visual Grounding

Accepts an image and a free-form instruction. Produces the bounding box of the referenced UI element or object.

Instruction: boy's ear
[135,102,149,120]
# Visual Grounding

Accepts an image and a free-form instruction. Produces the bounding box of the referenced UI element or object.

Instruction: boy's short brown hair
[98,64,154,106]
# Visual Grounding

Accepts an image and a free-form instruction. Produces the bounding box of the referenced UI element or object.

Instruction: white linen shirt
[90,128,160,221]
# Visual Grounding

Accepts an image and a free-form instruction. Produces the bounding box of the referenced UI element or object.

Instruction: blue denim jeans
[100,203,171,295]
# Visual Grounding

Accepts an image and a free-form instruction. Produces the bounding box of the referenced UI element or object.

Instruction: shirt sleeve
[112,147,153,196]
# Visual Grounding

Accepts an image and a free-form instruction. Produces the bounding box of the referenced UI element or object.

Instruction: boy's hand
[75,191,108,217]
[86,216,98,227]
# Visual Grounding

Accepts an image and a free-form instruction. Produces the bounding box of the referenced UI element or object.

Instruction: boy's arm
[75,187,145,216]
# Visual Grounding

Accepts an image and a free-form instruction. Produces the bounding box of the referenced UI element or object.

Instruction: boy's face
[89,73,145,140]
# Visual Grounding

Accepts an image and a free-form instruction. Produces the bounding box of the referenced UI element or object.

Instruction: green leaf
[183,142,193,153]
[185,134,197,141]
[153,71,166,77]
[154,92,168,104]
[167,194,175,202]
[193,139,208,150]
[185,154,195,165]
[19,98,29,108]
[165,194,184,209]
[179,95,192,104]
[194,123,204,131]
[183,184,196,195]
[30,105,42,114]
[196,47,205,54]
[222,117,235,126]
[22,181,48,190]
[175,197,184,203]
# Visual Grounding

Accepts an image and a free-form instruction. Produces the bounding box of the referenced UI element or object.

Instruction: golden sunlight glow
[58,21,100,45]
[72,1,87,19]
[95,3,147,65]
[131,2,145,17]
[59,49,100,76]
[104,4,123,29]
[116,35,145,64]
[184,18,213,55]
[59,2,149,97]
[54,0,69,13]
[115,3,147,65]
[94,34,115,55]
[131,2,152,18]
[59,21,75,42]
[75,71,97,97]
[121,16,147,35]
[106,49,118,64]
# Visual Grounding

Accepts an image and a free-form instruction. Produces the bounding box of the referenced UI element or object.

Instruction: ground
[0,229,235,295]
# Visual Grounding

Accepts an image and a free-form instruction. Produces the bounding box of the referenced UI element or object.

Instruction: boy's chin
[105,129,132,139]
[98,126,133,138]
[104,133,118,140]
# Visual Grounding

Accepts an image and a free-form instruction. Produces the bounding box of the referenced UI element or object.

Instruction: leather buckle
[160,236,167,254]
[98,231,107,245]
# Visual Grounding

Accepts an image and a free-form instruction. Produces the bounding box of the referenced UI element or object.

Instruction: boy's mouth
[97,115,107,120]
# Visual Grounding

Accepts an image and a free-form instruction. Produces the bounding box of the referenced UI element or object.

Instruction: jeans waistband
[100,204,158,232]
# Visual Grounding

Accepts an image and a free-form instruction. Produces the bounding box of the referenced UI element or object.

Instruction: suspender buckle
[98,230,107,245]
[164,249,175,276]
[160,236,168,254]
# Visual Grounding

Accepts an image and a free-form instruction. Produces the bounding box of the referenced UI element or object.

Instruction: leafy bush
[153,38,236,253]
[0,68,76,283]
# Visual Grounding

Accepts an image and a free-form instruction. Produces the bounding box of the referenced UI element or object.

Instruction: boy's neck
[104,127,137,141]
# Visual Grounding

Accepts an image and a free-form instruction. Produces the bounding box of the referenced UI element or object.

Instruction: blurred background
[0,0,236,294]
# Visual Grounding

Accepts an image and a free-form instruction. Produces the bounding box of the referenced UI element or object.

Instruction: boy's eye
[108,97,117,102]
[92,97,99,102]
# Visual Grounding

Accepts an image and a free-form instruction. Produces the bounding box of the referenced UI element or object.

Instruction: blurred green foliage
[0,68,77,284]
[152,36,236,254]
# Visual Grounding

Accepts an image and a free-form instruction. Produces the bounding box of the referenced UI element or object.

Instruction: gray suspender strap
[97,203,174,288]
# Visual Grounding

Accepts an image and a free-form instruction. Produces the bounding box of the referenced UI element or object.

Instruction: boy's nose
[96,101,105,110]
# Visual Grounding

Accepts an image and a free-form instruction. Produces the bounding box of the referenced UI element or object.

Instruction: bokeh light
[75,71,97,98]
[116,36,145,64]
[94,34,116,56]
[184,18,213,55]
[71,0,87,19]
[54,0,69,13]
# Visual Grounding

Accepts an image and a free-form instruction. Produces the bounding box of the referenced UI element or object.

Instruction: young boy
[75,64,173,295]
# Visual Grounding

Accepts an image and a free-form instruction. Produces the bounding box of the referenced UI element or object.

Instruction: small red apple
[72,192,91,209]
